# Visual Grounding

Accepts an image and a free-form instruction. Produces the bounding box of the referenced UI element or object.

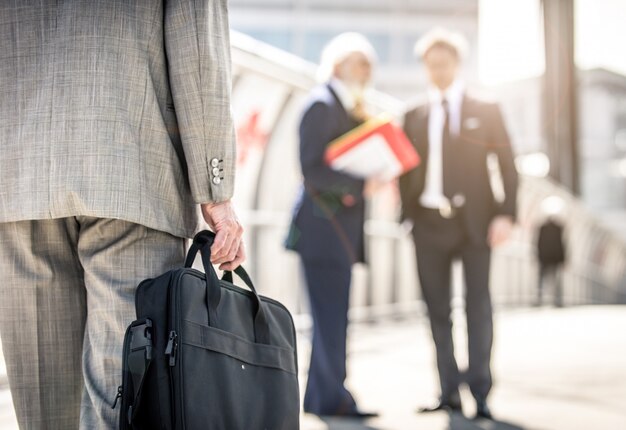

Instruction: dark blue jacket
[285,84,365,265]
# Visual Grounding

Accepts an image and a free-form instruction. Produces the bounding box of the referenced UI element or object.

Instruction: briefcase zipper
[169,270,187,429]
[165,330,178,366]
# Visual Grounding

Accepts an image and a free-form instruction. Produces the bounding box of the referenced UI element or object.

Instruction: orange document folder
[324,114,420,181]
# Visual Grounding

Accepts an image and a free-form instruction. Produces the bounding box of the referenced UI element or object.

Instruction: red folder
[324,114,420,181]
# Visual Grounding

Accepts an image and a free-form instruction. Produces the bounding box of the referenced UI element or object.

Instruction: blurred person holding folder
[399,28,518,420]
[324,114,420,182]
[285,32,380,419]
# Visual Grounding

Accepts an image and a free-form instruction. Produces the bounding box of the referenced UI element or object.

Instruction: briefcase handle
[185,230,270,344]
[221,266,270,343]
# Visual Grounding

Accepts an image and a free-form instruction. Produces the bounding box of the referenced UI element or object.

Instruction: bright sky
[478,0,626,85]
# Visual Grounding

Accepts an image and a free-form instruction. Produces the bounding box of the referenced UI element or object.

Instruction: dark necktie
[441,98,456,199]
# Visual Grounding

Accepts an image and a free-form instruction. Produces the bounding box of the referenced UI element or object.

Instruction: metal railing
[238,202,626,322]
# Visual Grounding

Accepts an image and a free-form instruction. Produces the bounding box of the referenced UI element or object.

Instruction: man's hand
[341,194,357,207]
[364,178,387,199]
[487,215,514,248]
[200,200,245,271]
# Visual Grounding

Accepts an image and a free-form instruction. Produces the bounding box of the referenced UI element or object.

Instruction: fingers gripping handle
[185,231,270,344]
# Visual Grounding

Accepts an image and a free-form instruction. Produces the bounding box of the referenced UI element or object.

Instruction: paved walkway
[2,306,626,429]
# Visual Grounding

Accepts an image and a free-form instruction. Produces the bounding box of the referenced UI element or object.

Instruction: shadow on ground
[309,412,530,430]
[448,412,528,430]
[316,417,380,430]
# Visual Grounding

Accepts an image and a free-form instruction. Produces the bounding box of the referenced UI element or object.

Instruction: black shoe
[345,409,379,419]
[474,398,493,420]
[418,395,462,413]
[320,409,379,419]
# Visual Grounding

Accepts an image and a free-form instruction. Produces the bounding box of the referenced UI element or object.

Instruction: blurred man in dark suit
[285,32,379,418]
[399,28,518,420]
[536,215,566,307]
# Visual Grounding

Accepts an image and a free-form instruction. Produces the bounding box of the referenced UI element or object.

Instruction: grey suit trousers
[0,217,186,430]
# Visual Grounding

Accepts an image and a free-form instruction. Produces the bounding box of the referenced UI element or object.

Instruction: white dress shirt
[420,79,465,209]
[329,78,357,112]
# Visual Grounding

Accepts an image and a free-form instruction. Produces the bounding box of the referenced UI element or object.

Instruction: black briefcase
[115,230,300,429]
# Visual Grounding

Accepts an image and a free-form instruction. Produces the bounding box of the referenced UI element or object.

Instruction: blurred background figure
[284,32,379,418]
[399,28,518,420]
[536,196,567,307]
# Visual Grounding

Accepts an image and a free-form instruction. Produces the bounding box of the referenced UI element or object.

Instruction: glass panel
[235,29,293,52]
[303,31,391,63]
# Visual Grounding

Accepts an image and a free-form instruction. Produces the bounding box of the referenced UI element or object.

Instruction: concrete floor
[2,306,626,429]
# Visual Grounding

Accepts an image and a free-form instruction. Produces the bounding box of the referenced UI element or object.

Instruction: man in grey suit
[0,1,244,429]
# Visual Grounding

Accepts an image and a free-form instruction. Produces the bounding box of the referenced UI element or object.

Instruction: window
[303,31,340,62]
[237,29,294,52]
[303,31,391,63]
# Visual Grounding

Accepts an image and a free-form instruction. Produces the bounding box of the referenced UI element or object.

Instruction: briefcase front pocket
[176,320,299,430]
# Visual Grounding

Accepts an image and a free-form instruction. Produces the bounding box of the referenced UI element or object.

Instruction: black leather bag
[115,230,300,429]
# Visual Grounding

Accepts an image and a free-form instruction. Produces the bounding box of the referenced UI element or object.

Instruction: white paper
[328,134,403,181]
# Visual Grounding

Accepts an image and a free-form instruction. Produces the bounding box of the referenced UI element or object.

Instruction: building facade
[495,69,626,225]
[228,1,626,229]
[228,0,479,99]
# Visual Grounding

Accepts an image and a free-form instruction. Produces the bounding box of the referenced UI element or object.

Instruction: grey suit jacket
[0,0,236,238]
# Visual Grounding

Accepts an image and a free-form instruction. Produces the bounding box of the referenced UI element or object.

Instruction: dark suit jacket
[286,84,365,265]
[399,94,518,246]
[537,220,566,266]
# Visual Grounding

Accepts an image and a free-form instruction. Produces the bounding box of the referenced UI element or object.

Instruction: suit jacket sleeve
[299,101,364,200]
[398,109,419,221]
[164,0,236,204]
[488,103,518,219]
